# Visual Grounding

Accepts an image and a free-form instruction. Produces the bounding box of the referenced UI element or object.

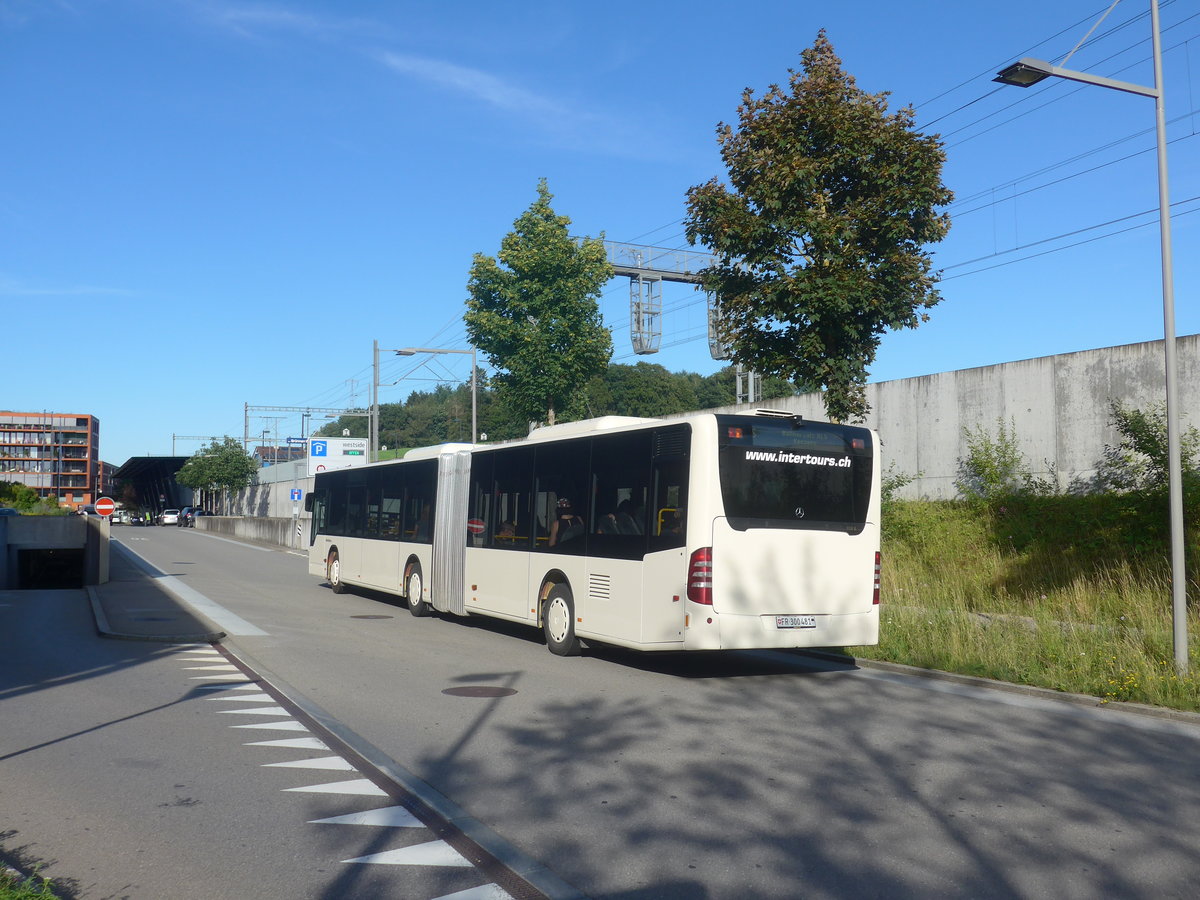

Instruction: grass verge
[854,497,1200,712]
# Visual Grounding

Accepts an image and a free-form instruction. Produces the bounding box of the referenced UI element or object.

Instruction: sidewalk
[86,542,225,643]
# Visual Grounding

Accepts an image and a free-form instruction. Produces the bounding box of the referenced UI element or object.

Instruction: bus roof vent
[755,408,800,420]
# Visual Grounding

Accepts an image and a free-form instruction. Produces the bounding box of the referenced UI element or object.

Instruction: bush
[1090,400,1200,526]
[955,418,1055,502]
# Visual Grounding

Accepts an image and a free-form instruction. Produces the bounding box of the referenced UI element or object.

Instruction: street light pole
[995,0,1188,673]
[395,346,478,444]
[371,339,380,463]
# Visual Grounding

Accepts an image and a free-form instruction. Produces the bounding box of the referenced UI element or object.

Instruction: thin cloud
[186,1,385,42]
[375,51,668,159]
[0,277,135,297]
[377,51,570,120]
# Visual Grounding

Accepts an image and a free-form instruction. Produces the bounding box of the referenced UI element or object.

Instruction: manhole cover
[350,614,394,619]
[442,686,518,698]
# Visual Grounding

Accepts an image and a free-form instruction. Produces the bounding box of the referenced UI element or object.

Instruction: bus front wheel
[406,562,431,617]
[543,584,581,657]
[328,551,346,594]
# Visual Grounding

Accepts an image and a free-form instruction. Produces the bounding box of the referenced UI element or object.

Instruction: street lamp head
[395,349,417,356]
[994,57,1054,87]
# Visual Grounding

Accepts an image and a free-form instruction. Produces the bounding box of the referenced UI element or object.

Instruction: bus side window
[650,460,687,550]
[589,430,651,560]
[468,452,494,548]
[491,446,532,550]
[533,439,590,554]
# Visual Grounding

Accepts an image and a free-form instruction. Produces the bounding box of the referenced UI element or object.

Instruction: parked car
[182,508,210,527]
[160,508,181,526]
[0,507,21,516]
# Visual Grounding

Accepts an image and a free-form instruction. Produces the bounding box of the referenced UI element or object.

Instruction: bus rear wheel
[406,563,431,617]
[328,551,346,594]
[543,583,581,657]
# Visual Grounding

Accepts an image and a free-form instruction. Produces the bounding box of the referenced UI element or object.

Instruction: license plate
[776,615,817,629]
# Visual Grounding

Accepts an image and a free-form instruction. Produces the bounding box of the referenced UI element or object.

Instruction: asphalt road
[5,525,1200,899]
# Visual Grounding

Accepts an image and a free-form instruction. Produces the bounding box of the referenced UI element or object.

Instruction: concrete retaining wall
[224,335,1199,527]
[697,335,1198,500]
[0,515,108,588]
[197,514,306,551]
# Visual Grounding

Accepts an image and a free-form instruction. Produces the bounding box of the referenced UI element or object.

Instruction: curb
[87,583,226,643]
[807,650,1200,726]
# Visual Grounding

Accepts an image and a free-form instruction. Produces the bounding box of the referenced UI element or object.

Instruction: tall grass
[857,498,1200,711]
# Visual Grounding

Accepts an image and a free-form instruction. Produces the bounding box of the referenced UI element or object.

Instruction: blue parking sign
[311,440,327,456]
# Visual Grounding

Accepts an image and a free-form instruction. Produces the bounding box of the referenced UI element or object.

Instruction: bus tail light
[687,547,713,605]
[873,552,881,605]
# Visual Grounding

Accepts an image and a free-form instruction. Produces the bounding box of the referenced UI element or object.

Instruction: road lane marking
[262,756,356,771]
[343,841,473,867]
[216,706,292,716]
[432,887,514,900]
[309,806,424,828]
[229,720,310,731]
[284,778,388,796]
[174,648,549,900]
[112,541,269,636]
[204,693,276,703]
[244,737,330,750]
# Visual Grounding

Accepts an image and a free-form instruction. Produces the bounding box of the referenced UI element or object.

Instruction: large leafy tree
[465,179,613,427]
[685,31,953,422]
[176,437,258,500]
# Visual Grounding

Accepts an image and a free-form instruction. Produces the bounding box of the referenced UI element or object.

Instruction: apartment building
[0,411,101,510]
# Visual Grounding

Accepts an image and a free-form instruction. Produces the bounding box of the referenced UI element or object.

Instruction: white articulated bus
[306,410,880,656]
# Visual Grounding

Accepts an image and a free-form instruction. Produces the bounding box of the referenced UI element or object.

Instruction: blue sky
[4,0,1197,466]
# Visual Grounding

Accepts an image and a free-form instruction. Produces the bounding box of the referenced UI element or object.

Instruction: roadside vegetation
[857,404,1200,711]
[0,868,59,900]
[0,482,70,516]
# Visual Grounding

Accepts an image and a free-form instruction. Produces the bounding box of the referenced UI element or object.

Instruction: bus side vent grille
[653,428,689,458]
[589,574,611,601]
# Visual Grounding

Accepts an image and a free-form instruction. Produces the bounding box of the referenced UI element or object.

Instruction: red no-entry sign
[95,497,115,517]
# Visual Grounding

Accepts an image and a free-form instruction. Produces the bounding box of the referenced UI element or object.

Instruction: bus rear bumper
[684,608,879,651]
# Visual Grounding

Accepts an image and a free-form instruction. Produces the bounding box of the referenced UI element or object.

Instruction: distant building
[0,411,102,510]
[252,444,306,468]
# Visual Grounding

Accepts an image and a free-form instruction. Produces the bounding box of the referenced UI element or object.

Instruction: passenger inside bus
[599,499,643,535]
[549,498,584,546]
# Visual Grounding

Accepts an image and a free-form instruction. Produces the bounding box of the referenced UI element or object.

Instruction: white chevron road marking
[244,737,330,750]
[342,840,472,867]
[230,720,309,731]
[309,806,424,828]
[284,778,387,796]
[263,755,356,771]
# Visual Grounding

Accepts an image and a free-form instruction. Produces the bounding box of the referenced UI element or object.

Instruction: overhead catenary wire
[300,4,1197,408]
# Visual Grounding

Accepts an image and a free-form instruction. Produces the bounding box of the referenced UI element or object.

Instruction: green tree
[0,480,41,511]
[465,179,613,427]
[684,31,953,422]
[586,362,699,418]
[176,437,258,503]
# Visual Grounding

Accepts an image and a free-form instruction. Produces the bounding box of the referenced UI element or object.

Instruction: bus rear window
[716,416,873,533]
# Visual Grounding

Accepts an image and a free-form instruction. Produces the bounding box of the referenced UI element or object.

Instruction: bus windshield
[716,415,873,533]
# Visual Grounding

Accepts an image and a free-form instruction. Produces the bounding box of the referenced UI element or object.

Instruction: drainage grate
[350,614,394,619]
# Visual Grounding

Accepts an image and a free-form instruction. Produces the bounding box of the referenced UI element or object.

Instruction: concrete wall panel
[701,335,1197,500]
